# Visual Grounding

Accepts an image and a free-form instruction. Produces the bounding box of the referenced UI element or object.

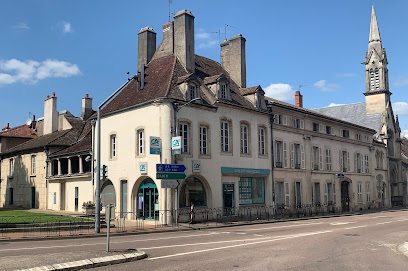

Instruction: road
[1,210,408,270]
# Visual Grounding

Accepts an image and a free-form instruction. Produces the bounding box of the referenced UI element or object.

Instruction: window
[258,127,266,156]
[366,182,371,203]
[340,151,350,172]
[311,146,322,170]
[110,135,117,158]
[274,114,287,125]
[313,183,321,206]
[221,120,230,152]
[9,158,14,176]
[276,182,284,208]
[199,125,209,155]
[364,154,369,173]
[376,151,383,169]
[355,153,362,173]
[326,183,333,205]
[275,141,283,168]
[239,177,265,205]
[31,155,36,175]
[9,188,13,205]
[326,126,334,135]
[295,182,302,208]
[374,68,380,89]
[355,133,362,141]
[179,123,190,154]
[53,192,57,204]
[293,118,304,129]
[137,129,145,155]
[341,129,350,138]
[313,123,319,132]
[357,182,362,203]
[220,83,227,99]
[290,143,304,169]
[240,123,249,154]
[188,85,197,100]
[179,177,207,207]
[325,148,332,171]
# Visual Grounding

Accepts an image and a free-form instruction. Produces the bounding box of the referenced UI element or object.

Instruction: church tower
[363,6,391,114]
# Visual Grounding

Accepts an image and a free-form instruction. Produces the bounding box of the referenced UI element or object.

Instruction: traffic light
[102,165,108,180]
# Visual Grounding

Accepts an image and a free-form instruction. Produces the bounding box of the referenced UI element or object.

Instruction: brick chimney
[174,9,195,73]
[221,34,246,88]
[138,27,156,72]
[43,92,58,135]
[295,90,303,107]
[81,93,93,120]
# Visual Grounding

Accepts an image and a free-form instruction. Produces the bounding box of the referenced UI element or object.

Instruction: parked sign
[150,137,161,155]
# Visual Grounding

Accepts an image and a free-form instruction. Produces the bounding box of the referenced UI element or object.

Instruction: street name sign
[156,164,186,173]
[156,172,186,179]
[161,179,179,189]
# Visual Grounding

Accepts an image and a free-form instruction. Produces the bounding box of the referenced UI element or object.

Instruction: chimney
[295,90,303,107]
[151,21,174,60]
[221,34,246,88]
[81,93,93,120]
[43,92,58,135]
[138,27,156,71]
[31,115,37,129]
[174,9,195,73]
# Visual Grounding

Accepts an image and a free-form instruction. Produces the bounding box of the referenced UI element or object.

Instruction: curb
[15,250,147,271]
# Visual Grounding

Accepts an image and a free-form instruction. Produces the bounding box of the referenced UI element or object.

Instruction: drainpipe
[269,113,275,208]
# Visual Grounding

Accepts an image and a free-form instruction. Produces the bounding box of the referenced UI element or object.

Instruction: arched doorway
[136,178,158,220]
[101,180,116,207]
[341,180,350,212]
[179,176,207,207]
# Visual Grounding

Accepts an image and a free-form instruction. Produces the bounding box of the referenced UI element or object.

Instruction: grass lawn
[0,210,90,224]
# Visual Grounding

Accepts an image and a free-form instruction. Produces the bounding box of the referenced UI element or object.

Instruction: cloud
[13,22,30,30]
[0,59,80,86]
[328,103,345,107]
[394,75,408,87]
[336,73,357,78]
[392,102,408,116]
[264,83,295,101]
[195,28,217,50]
[402,130,408,139]
[314,80,340,92]
[62,21,73,33]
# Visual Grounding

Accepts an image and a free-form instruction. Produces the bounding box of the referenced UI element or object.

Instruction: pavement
[1,207,407,270]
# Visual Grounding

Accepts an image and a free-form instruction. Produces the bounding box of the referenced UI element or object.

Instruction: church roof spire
[369,5,382,45]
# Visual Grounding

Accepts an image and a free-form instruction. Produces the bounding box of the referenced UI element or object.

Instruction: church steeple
[363,6,389,95]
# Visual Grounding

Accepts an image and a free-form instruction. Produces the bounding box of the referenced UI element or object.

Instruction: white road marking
[236,233,247,235]
[221,232,231,234]
[344,225,368,230]
[0,232,220,253]
[254,234,264,237]
[149,230,333,261]
[374,216,388,218]
[397,219,408,222]
[376,221,393,225]
[330,222,355,226]
[243,222,323,232]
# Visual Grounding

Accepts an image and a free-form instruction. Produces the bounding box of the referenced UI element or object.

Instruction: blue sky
[1,0,407,136]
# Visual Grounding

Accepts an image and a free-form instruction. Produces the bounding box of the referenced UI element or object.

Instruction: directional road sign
[156,172,186,179]
[156,164,186,173]
[161,180,179,189]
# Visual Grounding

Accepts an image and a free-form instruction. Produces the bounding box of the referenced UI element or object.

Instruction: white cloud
[394,76,408,87]
[336,73,357,78]
[314,80,340,92]
[0,59,80,86]
[13,22,30,30]
[195,28,217,50]
[328,103,345,107]
[402,130,408,138]
[392,102,408,116]
[62,21,73,33]
[264,83,295,101]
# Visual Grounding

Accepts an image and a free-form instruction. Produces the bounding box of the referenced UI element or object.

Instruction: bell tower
[363,6,391,114]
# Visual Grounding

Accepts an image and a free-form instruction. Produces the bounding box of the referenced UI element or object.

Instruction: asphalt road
[1,210,408,270]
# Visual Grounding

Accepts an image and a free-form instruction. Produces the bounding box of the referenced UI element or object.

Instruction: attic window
[220,83,227,99]
[189,85,197,100]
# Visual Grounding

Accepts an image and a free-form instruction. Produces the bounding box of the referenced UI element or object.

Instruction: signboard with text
[150,137,161,155]
[171,136,182,155]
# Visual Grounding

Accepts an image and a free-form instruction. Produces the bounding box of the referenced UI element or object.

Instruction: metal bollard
[106,204,111,252]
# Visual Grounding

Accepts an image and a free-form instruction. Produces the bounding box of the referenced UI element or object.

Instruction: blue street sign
[156,164,186,173]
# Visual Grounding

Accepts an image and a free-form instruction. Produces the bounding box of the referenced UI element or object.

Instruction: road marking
[243,222,323,232]
[374,216,388,218]
[254,234,264,237]
[397,219,408,222]
[330,222,355,226]
[0,232,220,253]
[149,230,333,261]
[344,225,367,230]
[236,233,247,235]
[377,221,393,225]
[221,232,231,234]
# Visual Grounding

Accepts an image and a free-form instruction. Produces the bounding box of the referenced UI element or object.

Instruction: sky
[1,0,407,137]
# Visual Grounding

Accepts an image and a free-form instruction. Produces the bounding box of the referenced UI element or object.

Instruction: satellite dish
[25,118,32,126]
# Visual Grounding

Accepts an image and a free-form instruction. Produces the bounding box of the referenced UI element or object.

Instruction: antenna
[168,0,173,21]
[212,29,224,62]
[224,24,236,40]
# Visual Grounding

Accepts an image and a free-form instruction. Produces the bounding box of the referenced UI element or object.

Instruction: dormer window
[189,85,197,100]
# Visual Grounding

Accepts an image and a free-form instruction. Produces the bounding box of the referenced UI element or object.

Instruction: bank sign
[221,167,270,175]
[150,137,161,155]
[171,136,182,155]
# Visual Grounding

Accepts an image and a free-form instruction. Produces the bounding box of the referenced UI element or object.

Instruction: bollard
[106,204,111,252]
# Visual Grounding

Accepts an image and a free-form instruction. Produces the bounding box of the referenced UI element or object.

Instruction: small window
[240,123,249,154]
[313,123,319,132]
[179,123,190,154]
[221,120,230,152]
[355,133,362,141]
[258,127,266,156]
[326,126,332,135]
[10,158,14,176]
[31,155,36,175]
[53,192,57,204]
[366,182,371,203]
[189,85,197,100]
[325,148,332,171]
[342,129,349,138]
[137,129,145,155]
[199,125,209,155]
[293,119,304,129]
[110,135,117,158]
[9,188,14,205]
[220,83,227,99]
[313,183,321,206]
[357,182,362,203]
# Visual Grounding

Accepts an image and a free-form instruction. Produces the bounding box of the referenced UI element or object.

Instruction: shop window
[239,177,265,205]
[179,177,207,207]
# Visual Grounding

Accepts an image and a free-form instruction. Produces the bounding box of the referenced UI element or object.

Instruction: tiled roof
[313,102,382,134]
[240,86,260,95]
[101,54,258,116]
[0,124,37,138]
[203,74,223,85]
[401,138,408,164]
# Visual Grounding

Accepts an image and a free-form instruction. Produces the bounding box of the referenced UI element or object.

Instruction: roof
[240,86,262,96]
[313,102,382,134]
[101,54,259,116]
[267,98,376,133]
[401,138,408,164]
[0,124,37,139]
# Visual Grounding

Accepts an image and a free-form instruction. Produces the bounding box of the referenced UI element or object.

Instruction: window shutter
[273,141,277,167]
[340,129,343,137]
[310,147,314,169]
[324,183,328,205]
[331,127,335,136]
[282,115,288,126]
[300,144,305,169]
[284,182,290,207]
[293,119,296,128]
[347,151,350,171]
[290,143,294,168]
[319,124,323,133]
[361,154,364,174]
[283,142,288,168]
[319,147,323,170]
[300,120,304,129]
[340,150,343,171]
[333,182,336,205]
[354,152,358,173]
[274,114,279,124]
